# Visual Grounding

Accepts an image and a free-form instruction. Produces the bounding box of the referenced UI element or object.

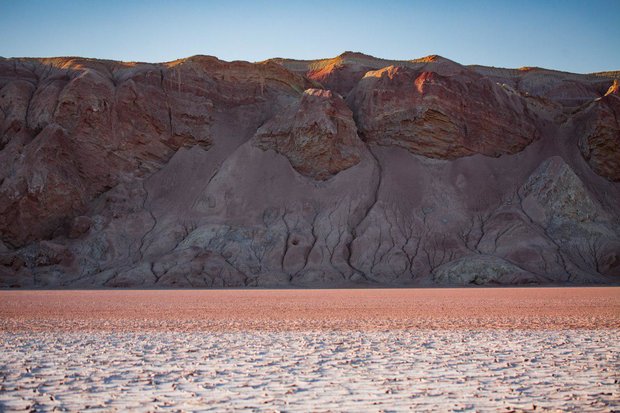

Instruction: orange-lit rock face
[306,62,371,97]
[254,89,367,180]
[275,52,412,97]
[606,79,620,96]
[347,66,540,159]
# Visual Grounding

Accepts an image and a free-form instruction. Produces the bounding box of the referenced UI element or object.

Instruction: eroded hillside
[1,52,619,287]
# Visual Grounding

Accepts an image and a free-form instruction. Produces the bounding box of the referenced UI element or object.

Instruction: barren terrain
[1,288,619,411]
[1,287,619,331]
[1,53,619,287]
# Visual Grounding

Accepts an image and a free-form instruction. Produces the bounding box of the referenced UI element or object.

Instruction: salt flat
[1,288,619,412]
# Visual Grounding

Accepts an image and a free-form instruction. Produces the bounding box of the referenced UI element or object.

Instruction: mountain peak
[412,54,447,62]
[337,51,377,59]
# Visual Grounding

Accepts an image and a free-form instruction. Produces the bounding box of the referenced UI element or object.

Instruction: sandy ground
[1,288,619,412]
[1,287,619,331]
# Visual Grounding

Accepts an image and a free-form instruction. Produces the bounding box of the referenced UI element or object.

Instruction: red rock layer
[0,56,309,247]
[347,66,541,159]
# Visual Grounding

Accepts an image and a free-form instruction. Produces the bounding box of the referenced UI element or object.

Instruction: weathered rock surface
[271,52,469,97]
[0,56,309,247]
[432,255,539,285]
[347,66,541,159]
[518,156,620,279]
[254,88,367,180]
[576,80,620,181]
[0,53,619,288]
[269,52,399,97]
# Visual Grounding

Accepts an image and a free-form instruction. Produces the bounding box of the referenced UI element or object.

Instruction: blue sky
[1,0,619,73]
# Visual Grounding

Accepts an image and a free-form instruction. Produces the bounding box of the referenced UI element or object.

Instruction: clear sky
[1,0,619,73]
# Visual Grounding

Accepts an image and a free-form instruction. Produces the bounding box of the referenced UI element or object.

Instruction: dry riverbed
[1,288,619,412]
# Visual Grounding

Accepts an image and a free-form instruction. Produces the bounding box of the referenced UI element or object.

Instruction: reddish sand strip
[1,287,619,332]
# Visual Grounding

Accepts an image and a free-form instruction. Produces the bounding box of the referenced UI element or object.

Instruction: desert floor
[1,288,619,412]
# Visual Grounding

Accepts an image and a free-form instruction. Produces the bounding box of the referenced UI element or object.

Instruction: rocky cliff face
[0,52,619,288]
[576,80,620,182]
[347,65,541,159]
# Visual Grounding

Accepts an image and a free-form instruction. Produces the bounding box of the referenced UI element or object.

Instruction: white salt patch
[0,330,618,412]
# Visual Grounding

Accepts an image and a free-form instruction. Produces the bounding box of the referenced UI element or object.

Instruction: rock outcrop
[432,255,539,285]
[254,88,366,180]
[347,66,541,159]
[576,80,620,181]
[0,53,619,288]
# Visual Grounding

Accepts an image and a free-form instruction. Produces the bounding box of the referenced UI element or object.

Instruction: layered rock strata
[0,53,618,287]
